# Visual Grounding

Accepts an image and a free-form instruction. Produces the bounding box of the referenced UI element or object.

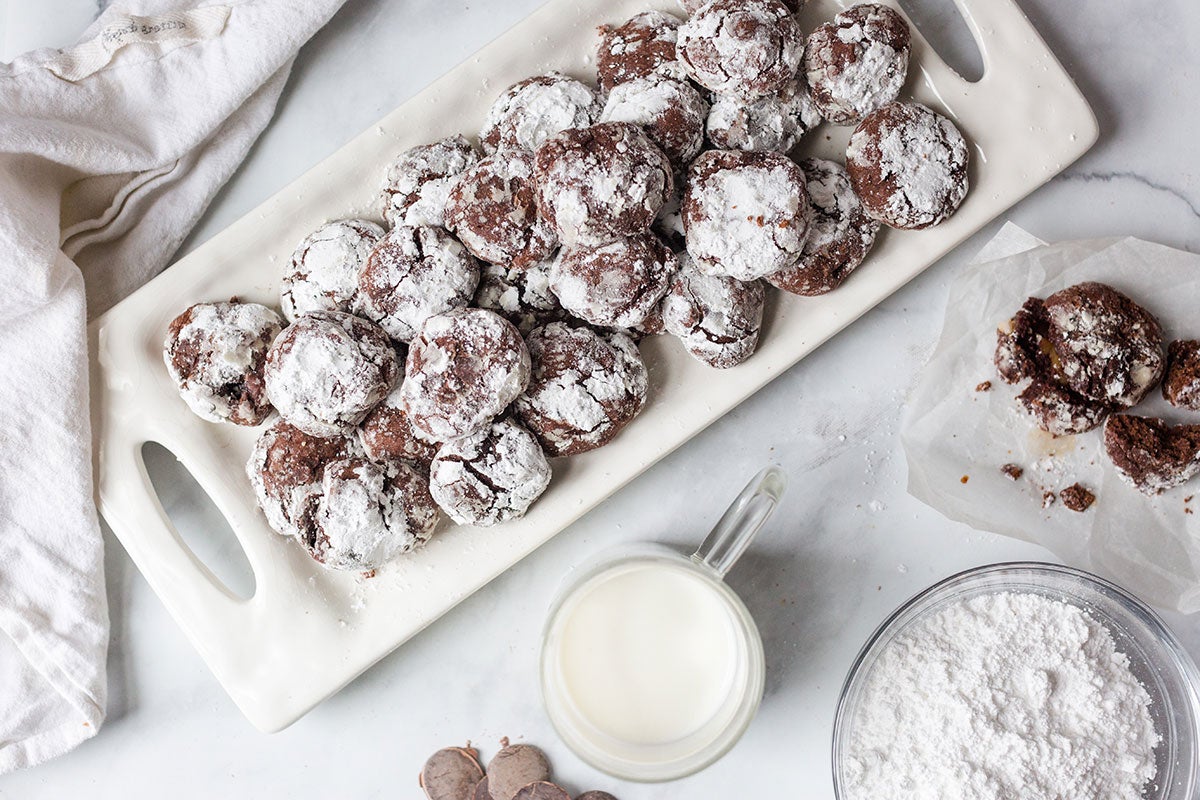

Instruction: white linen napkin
[0,0,345,772]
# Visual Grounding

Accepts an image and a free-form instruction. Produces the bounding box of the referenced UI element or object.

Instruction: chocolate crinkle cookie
[1163,340,1200,410]
[676,0,804,100]
[678,0,804,13]
[164,300,283,426]
[683,149,811,280]
[357,381,439,468]
[310,457,439,570]
[1104,414,1200,495]
[600,73,709,170]
[662,254,765,368]
[765,157,879,295]
[444,150,557,269]
[246,418,364,540]
[264,311,400,438]
[1042,282,1164,409]
[280,220,384,322]
[597,10,685,94]
[534,121,673,246]
[515,322,649,456]
[706,77,822,154]
[473,258,566,336]
[429,418,552,527]
[549,233,678,328]
[994,283,1164,436]
[846,101,969,230]
[354,224,480,343]
[380,135,480,228]
[480,73,603,155]
[804,3,911,126]
[400,308,531,442]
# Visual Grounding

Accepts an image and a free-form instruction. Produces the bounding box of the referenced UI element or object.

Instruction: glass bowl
[832,562,1200,800]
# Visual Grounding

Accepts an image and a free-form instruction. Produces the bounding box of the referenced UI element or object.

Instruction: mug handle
[692,466,787,579]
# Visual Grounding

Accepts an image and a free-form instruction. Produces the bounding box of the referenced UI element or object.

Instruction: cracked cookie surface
[429,418,551,526]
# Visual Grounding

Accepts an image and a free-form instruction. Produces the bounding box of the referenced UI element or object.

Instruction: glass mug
[540,467,786,782]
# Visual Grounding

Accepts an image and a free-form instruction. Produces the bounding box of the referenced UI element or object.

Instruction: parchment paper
[901,223,1200,612]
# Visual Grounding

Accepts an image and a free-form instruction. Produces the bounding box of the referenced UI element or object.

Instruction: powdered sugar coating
[164,300,283,426]
[846,101,969,230]
[246,419,364,540]
[676,0,804,100]
[515,322,649,456]
[280,220,384,322]
[1104,415,1200,495]
[380,135,480,228]
[1043,282,1164,409]
[354,224,480,343]
[264,311,400,438]
[429,418,551,526]
[534,121,674,247]
[480,73,602,155]
[1018,379,1109,437]
[766,158,879,295]
[684,149,811,280]
[597,11,686,94]
[444,150,557,269]
[804,4,910,126]
[311,457,439,570]
[473,258,566,335]
[653,185,688,252]
[679,0,804,13]
[600,73,709,169]
[357,381,439,467]
[662,254,765,368]
[400,308,531,442]
[706,77,822,153]
[550,234,678,328]
[1164,340,1200,411]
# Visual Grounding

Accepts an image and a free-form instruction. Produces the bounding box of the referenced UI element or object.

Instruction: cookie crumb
[976,380,992,392]
[1042,491,1057,508]
[1001,464,1024,481]
[1060,483,1096,512]
[960,475,970,484]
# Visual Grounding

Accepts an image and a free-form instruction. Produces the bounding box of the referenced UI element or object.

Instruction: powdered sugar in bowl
[832,563,1200,800]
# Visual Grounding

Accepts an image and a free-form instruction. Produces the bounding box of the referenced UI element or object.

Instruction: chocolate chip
[420,747,484,800]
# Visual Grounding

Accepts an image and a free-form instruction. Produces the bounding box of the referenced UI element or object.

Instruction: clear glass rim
[539,545,766,782]
[830,561,1200,799]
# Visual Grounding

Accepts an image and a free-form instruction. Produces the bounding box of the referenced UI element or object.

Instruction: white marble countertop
[4,0,1200,797]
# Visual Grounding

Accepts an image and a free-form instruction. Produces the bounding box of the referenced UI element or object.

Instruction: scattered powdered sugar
[428,418,551,526]
[164,300,283,425]
[353,224,480,342]
[280,219,384,321]
[844,591,1159,800]
[400,309,531,442]
[706,77,822,153]
[380,135,479,228]
[312,458,439,570]
[264,311,399,438]
[685,151,810,280]
[480,73,602,154]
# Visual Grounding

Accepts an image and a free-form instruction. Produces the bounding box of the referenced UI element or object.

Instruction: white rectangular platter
[92,0,1097,732]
